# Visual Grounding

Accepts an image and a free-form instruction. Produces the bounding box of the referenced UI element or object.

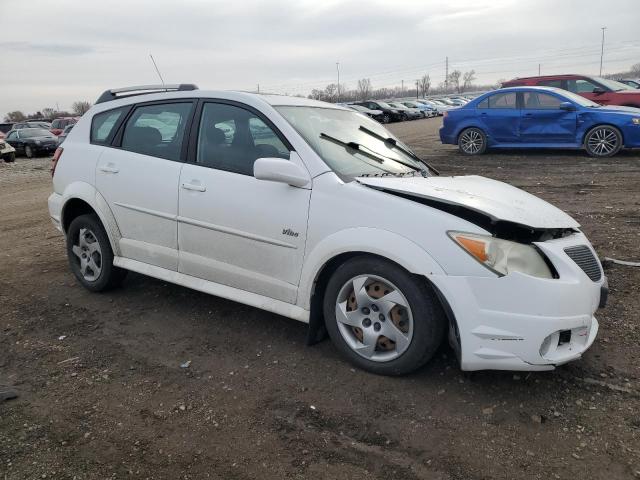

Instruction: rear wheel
[25,145,34,158]
[458,127,487,155]
[382,113,390,124]
[323,256,445,376]
[3,152,15,163]
[584,125,622,157]
[66,214,127,292]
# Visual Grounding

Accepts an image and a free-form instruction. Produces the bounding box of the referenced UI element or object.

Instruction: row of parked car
[0,117,78,161]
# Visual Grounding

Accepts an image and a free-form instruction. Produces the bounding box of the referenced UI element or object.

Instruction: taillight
[51,147,63,177]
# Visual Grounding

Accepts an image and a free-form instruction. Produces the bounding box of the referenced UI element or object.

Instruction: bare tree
[324,83,338,102]
[72,101,92,116]
[631,63,640,75]
[461,70,476,92]
[357,78,372,100]
[42,108,56,120]
[4,111,26,122]
[418,74,431,97]
[447,70,462,93]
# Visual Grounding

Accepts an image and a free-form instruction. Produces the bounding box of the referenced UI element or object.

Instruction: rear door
[519,91,577,143]
[477,91,520,143]
[95,101,195,270]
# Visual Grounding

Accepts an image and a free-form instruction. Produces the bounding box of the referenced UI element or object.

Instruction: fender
[297,227,446,310]
[60,181,122,256]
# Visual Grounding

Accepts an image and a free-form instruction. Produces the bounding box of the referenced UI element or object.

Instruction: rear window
[91,108,126,144]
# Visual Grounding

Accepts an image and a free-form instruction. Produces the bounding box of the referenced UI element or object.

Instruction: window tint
[523,92,563,109]
[477,98,489,108]
[91,108,126,144]
[538,80,563,88]
[487,92,517,109]
[568,79,599,94]
[196,103,289,176]
[121,103,192,160]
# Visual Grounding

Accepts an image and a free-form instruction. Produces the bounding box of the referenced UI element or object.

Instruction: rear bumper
[431,232,604,371]
[48,192,63,232]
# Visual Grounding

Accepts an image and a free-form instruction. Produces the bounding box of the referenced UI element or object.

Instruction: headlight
[448,231,553,279]
[632,118,640,125]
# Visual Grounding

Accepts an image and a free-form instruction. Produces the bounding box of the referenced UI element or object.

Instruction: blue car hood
[594,105,640,115]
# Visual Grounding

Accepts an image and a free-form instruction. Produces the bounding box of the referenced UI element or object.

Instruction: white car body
[0,139,16,160]
[48,87,604,372]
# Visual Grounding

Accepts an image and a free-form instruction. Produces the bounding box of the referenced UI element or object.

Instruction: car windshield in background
[275,106,427,179]
[555,90,601,108]
[20,129,50,138]
[593,77,635,92]
[375,102,394,109]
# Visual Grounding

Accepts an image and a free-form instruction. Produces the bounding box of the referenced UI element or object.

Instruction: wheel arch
[455,124,487,144]
[582,123,624,146]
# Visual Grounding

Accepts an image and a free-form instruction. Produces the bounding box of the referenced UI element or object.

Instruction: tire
[3,152,15,163]
[66,214,127,292]
[25,145,34,158]
[382,114,390,124]
[458,127,487,155]
[401,113,409,121]
[323,256,446,376]
[584,125,622,158]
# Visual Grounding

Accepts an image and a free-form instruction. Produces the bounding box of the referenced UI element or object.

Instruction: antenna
[149,54,165,87]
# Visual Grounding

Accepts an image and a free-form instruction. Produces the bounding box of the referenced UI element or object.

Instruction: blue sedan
[439,86,640,157]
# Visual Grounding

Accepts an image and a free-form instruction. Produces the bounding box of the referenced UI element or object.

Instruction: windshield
[592,76,635,92]
[555,90,601,108]
[275,106,428,180]
[20,129,50,138]
[375,101,393,109]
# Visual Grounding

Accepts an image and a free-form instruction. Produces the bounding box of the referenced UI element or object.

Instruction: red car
[502,75,640,108]
[50,117,78,136]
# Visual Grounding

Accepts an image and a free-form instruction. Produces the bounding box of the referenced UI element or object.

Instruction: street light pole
[336,61,340,102]
[600,27,607,76]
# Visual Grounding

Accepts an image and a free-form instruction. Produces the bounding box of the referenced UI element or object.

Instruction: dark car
[5,128,58,158]
[346,104,385,122]
[50,117,78,136]
[353,101,404,123]
[439,86,640,157]
[502,74,640,108]
[0,122,14,140]
[56,124,74,146]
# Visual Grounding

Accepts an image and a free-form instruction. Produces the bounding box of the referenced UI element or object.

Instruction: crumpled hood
[357,175,580,229]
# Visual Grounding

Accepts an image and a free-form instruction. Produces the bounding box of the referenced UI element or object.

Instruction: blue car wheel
[584,125,622,158]
[458,127,487,155]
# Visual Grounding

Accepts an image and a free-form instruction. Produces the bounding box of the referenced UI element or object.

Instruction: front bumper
[432,232,604,371]
[48,192,63,232]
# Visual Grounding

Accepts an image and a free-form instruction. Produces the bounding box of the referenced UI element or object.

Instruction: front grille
[564,245,602,282]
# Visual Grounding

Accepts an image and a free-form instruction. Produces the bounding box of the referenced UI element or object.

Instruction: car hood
[357,175,579,229]
[596,104,640,115]
[26,135,57,141]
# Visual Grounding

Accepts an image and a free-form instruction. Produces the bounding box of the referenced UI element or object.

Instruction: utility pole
[257,84,260,93]
[445,57,449,93]
[416,80,419,99]
[401,79,404,96]
[336,61,340,102]
[538,64,541,76]
[600,27,607,76]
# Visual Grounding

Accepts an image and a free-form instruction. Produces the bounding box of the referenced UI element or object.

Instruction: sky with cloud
[1,0,639,117]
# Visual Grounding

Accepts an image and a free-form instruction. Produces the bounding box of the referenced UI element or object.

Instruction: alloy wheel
[459,129,484,154]
[71,228,102,281]
[335,274,413,362]
[587,127,619,156]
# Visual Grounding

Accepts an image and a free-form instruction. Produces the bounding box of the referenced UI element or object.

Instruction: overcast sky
[1,0,639,118]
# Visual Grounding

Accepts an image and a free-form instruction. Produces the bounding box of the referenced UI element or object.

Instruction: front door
[477,91,520,142]
[567,78,613,105]
[178,101,311,304]
[519,91,577,143]
[95,101,194,270]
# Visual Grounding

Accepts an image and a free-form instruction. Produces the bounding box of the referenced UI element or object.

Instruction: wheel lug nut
[371,304,379,312]
[362,318,371,328]
[361,307,370,315]
[379,314,385,322]
[373,322,381,332]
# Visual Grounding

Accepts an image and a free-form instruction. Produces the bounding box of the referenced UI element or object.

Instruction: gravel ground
[1,118,639,479]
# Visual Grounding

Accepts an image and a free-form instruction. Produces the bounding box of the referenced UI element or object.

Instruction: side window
[7,131,17,140]
[487,92,517,109]
[523,92,563,109]
[568,79,600,94]
[539,80,563,88]
[196,102,290,176]
[121,103,192,160]
[477,98,489,109]
[91,108,126,144]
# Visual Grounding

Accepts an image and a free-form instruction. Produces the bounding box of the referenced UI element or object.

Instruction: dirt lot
[1,117,639,479]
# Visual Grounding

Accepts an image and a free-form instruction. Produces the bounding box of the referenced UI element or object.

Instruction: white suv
[48,84,607,375]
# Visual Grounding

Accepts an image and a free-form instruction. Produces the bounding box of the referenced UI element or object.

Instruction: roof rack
[95,84,199,104]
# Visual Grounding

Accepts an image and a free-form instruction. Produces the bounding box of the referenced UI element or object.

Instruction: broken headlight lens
[448,231,553,279]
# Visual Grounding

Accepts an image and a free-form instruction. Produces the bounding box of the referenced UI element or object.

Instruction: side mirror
[559,102,576,111]
[592,87,606,95]
[254,157,310,188]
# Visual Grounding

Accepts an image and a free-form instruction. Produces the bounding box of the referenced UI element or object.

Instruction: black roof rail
[95,84,199,104]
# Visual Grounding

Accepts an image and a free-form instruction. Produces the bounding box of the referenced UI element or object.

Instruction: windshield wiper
[358,125,440,175]
[319,132,422,175]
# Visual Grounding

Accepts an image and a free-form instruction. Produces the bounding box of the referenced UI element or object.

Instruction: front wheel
[458,127,487,155]
[323,256,446,376]
[3,152,15,163]
[382,114,390,124]
[584,125,622,157]
[66,214,127,292]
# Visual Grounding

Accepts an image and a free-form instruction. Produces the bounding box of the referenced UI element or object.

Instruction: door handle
[524,113,533,117]
[181,182,206,192]
[98,165,119,173]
